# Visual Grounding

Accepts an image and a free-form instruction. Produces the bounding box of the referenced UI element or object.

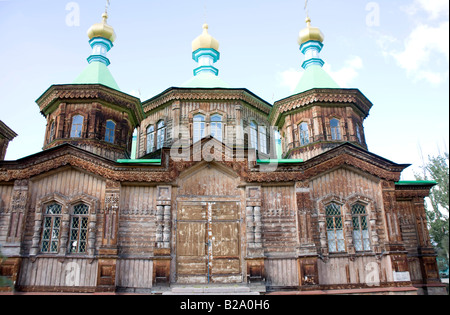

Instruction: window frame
[330,118,341,141]
[351,203,372,252]
[40,203,63,254]
[210,114,223,142]
[146,125,155,154]
[250,121,258,150]
[193,114,206,143]
[156,120,166,150]
[356,124,362,143]
[49,120,56,143]
[299,122,310,146]
[259,125,268,154]
[105,120,116,144]
[68,203,90,254]
[325,202,346,253]
[70,115,84,138]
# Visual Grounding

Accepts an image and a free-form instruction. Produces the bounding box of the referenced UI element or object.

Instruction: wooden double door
[176,201,242,284]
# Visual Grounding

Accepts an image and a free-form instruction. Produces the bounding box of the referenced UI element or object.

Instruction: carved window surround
[31,193,99,258]
[317,194,380,258]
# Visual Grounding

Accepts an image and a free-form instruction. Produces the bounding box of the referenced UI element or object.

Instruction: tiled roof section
[36,84,144,125]
[270,88,373,124]
[142,87,273,115]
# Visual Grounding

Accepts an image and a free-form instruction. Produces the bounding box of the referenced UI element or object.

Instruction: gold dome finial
[87,8,116,43]
[298,16,324,46]
[305,16,311,27]
[192,23,220,52]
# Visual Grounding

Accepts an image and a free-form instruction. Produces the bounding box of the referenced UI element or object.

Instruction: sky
[0,0,448,180]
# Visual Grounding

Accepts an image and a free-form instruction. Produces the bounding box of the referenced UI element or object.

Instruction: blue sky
[0,0,448,180]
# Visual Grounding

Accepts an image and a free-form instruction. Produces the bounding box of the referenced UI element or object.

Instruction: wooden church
[0,5,446,295]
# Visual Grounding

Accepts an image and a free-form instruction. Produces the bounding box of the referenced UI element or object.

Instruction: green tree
[415,152,449,263]
[0,247,13,288]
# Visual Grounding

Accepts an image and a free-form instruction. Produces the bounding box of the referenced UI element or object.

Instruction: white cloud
[278,68,302,92]
[389,21,449,84]
[377,0,449,85]
[278,56,364,92]
[405,0,449,20]
[324,56,364,88]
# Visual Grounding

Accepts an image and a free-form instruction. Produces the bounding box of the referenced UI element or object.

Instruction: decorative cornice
[270,88,373,126]
[36,84,144,126]
[0,143,407,185]
[142,87,273,115]
[0,120,18,141]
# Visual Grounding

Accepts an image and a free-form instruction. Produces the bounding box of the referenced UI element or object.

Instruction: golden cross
[304,0,310,18]
[105,0,110,14]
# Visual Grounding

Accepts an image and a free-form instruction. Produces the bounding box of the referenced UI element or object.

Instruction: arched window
[250,121,258,149]
[146,125,155,154]
[49,120,56,143]
[259,126,268,154]
[69,203,90,254]
[40,203,62,253]
[352,203,371,251]
[156,120,165,150]
[299,122,310,146]
[70,115,84,138]
[193,115,205,143]
[330,118,341,141]
[326,203,345,253]
[105,120,116,144]
[356,125,362,143]
[210,114,223,142]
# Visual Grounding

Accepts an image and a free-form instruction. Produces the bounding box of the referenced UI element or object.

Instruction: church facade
[0,9,446,295]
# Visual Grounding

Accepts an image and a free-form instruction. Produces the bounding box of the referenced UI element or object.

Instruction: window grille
[326,203,345,252]
[352,203,371,251]
[41,204,62,253]
[69,204,89,254]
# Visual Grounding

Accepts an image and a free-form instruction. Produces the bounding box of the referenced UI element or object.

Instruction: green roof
[293,64,340,94]
[73,61,120,91]
[395,181,437,186]
[257,159,304,164]
[116,159,161,165]
[181,72,230,89]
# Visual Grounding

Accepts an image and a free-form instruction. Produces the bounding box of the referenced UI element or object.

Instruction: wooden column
[235,104,244,148]
[97,180,120,292]
[285,115,294,151]
[4,180,29,255]
[1,179,28,292]
[381,181,410,285]
[245,186,265,283]
[295,183,319,287]
[412,196,441,289]
[153,186,172,285]
[172,101,181,143]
